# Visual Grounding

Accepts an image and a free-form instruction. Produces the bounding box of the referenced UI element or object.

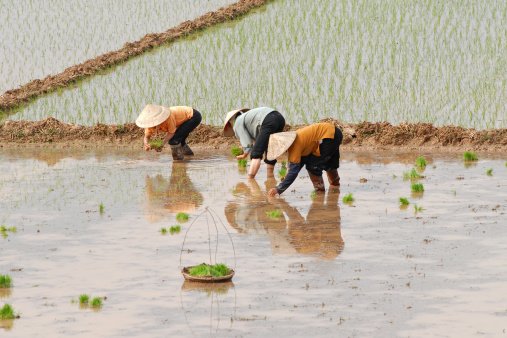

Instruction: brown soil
[1,117,506,153]
[0,0,271,111]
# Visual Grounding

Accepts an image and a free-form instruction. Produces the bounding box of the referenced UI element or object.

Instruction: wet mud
[0,0,271,111]
[1,117,506,153]
[1,148,506,337]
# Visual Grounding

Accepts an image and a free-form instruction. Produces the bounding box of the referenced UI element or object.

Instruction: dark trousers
[304,127,343,176]
[250,111,285,165]
[169,109,202,146]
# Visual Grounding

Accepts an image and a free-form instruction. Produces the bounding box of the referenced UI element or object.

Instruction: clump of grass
[188,263,230,277]
[278,161,287,180]
[99,203,105,215]
[160,227,168,235]
[411,183,424,193]
[342,193,354,204]
[265,209,283,219]
[169,225,181,234]
[415,156,427,169]
[230,146,243,157]
[0,275,12,288]
[90,297,102,308]
[176,212,189,222]
[399,197,410,206]
[79,294,89,305]
[0,304,16,320]
[403,168,423,181]
[0,225,17,239]
[237,159,247,168]
[486,168,493,176]
[463,151,478,161]
[149,138,164,151]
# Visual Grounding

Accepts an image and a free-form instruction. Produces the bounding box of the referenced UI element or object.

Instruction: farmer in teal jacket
[223,107,285,179]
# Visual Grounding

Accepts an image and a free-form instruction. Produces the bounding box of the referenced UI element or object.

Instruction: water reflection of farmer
[144,162,203,222]
[225,179,344,259]
[267,123,342,196]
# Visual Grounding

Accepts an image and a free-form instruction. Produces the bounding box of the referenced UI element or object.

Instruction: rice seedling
[230,146,243,157]
[310,191,317,200]
[160,227,168,235]
[342,193,354,204]
[278,161,287,180]
[463,151,478,161]
[169,225,181,234]
[415,156,427,169]
[399,197,410,206]
[90,297,102,308]
[188,263,230,277]
[0,225,16,239]
[176,212,189,222]
[265,209,283,219]
[99,203,105,215]
[148,138,164,151]
[237,159,247,168]
[0,304,17,320]
[414,204,424,213]
[411,183,424,193]
[79,294,89,305]
[403,168,423,181]
[486,168,493,176]
[0,275,12,289]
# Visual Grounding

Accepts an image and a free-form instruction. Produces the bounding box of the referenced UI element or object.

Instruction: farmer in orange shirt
[136,104,202,160]
[267,123,342,196]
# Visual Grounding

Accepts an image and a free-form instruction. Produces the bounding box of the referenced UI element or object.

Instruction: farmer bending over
[223,107,285,178]
[136,104,202,160]
[267,122,342,196]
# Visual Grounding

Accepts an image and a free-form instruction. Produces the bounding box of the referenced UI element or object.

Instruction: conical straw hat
[266,131,297,161]
[135,104,171,128]
[223,108,250,137]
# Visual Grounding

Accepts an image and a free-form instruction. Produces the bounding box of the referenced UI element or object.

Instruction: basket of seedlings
[179,207,236,283]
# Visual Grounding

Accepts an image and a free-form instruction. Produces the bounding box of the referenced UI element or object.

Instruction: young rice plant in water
[415,156,427,169]
[278,161,287,180]
[403,168,422,181]
[237,159,247,168]
[265,209,283,219]
[176,212,189,222]
[343,193,354,204]
[0,304,16,320]
[486,168,493,176]
[169,225,181,234]
[188,263,230,277]
[463,151,478,161]
[399,197,410,206]
[0,275,12,288]
[91,297,102,308]
[79,294,89,305]
[411,183,424,193]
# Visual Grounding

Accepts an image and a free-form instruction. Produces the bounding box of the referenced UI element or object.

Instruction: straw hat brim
[136,104,171,128]
[266,131,297,161]
[223,108,250,137]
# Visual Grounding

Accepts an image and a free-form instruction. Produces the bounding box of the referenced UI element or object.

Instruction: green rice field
[2,0,507,128]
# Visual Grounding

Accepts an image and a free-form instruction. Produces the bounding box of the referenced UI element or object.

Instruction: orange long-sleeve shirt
[287,123,336,163]
[145,106,193,137]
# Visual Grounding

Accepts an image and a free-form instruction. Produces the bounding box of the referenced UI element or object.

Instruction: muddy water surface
[1,148,506,337]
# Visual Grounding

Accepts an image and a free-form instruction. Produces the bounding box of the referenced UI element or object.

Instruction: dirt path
[0,0,271,111]
[1,117,505,153]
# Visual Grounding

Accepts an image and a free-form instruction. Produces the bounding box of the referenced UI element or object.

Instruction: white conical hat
[223,108,250,137]
[266,131,297,161]
[135,104,171,128]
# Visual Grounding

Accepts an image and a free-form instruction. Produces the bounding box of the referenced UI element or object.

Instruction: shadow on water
[180,281,236,337]
[144,161,203,222]
[225,178,344,259]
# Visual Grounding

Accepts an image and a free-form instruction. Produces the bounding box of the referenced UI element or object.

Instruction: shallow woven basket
[181,266,235,283]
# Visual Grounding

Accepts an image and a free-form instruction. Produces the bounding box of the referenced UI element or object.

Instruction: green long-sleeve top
[233,107,275,153]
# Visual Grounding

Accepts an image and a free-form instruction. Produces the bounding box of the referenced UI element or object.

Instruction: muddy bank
[1,117,506,153]
[0,0,270,111]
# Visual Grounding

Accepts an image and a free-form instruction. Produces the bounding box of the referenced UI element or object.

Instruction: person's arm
[144,129,153,151]
[248,158,262,178]
[268,162,303,196]
[163,132,175,145]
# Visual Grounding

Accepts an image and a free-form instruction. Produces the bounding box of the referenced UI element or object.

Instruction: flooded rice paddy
[4,0,507,128]
[1,148,506,337]
[0,0,237,93]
